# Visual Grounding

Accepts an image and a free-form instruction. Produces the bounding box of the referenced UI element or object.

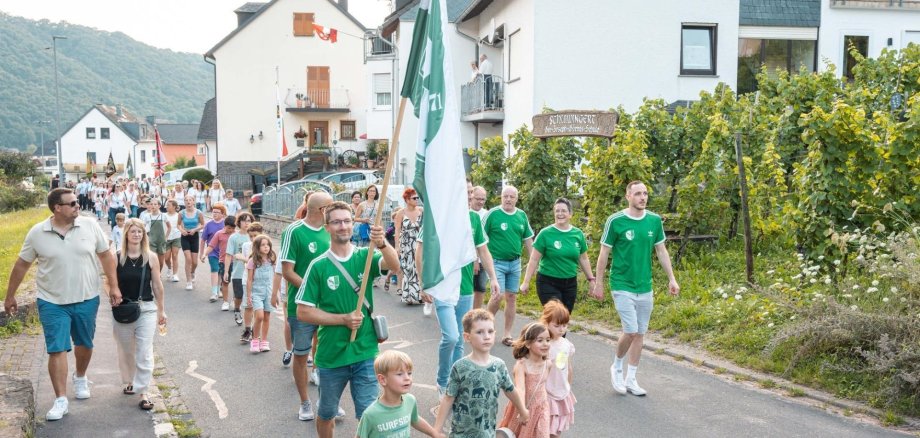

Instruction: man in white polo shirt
[4,188,122,421]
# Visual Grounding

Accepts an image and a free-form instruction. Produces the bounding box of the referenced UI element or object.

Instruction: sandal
[501,337,513,347]
[138,399,154,410]
[123,385,135,395]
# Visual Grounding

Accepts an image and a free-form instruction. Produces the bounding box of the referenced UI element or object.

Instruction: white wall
[60,108,135,179]
[212,0,369,163]
[818,4,920,75]
[366,57,395,140]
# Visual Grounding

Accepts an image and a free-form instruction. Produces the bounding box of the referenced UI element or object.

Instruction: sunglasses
[410,196,420,201]
[58,200,78,207]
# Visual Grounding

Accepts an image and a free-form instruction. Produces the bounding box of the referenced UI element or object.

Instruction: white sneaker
[310,369,319,386]
[220,301,230,311]
[46,397,68,421]
[335,406,346,420]
[170,275,180,282]
[423,302,433,316]
[298,400,315,421]
[625,377,647,396]
[185,282,193,290]
[164,267,172,277]
[610,365,626,395]
[73,374,91,399]
[209,293,218,303]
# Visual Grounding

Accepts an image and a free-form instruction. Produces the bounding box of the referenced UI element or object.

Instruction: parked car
[322,170,382,190]
[249,192,262,216]
[303,171,336,181]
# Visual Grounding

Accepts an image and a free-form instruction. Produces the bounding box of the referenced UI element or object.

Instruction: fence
[461,75,504,116]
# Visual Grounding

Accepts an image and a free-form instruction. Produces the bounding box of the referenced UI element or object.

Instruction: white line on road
[380,338,437,349]
[185,360,229,419]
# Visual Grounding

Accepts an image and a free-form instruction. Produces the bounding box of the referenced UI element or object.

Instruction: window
[508,28,521,81]
[737,38,817,94]
[681,25,717,75]
[100,128,110,139]
[843,35,869,81]
[340,120,356,140]
[141,150,146,163]
[374,73,392,108]
[293,13,314,37]
[86,127,96,139]
[198,145,206,155]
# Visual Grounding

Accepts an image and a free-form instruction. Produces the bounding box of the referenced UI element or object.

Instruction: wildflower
[882,297,890,303]
[867,287,878,293]
[833,259,841,266]
[891,287,899,293]
[871,280,879,287]
[852,285,860,290]
[739,286,748,292]
[722,293,728,299]
[842,294,852,298]
[796,253,804,260]
[792,273,802,280]
[768,323,774,328]
[809,278,817,284]
[856,254,865,262]
[818,255,825,261]
[901,297,907,303]
[766,270,775,275]
[850,305,858,311]
[735,294,742,300]
[790,315,796,320]
[824,278,832,285]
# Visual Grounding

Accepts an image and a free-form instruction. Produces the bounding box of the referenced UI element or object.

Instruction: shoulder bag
[327,252,388,342]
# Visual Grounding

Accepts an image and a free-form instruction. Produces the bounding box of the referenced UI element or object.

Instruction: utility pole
[36,120,51,173]
[52,35,67,179]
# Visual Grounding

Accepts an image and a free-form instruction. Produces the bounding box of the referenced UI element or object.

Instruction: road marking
[185,360,229,419]
[414,383,439,393]
[380,338,437,349]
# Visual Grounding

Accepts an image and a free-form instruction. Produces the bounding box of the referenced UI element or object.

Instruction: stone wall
[0,374,35,438]
[256,214,295,238]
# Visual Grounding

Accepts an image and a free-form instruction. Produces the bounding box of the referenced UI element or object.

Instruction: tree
[0,151,38,183]
[181,167,214,185]
[469,136,507,206]
[164,156,196,171]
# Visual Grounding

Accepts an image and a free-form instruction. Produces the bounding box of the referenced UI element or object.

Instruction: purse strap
[117,252,147,303]
[326,250,371,313]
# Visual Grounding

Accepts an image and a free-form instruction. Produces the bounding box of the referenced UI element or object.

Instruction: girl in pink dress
[498,322,552,438]
[541,300,576,437]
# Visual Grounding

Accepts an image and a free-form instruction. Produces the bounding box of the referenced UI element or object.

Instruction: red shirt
[208,229,232,260]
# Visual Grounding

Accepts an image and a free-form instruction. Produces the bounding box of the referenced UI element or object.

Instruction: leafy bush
[182,168,214,185]
[469,136,506,205]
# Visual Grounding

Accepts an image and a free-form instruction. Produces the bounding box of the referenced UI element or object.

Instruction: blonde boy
[356,350,442,438]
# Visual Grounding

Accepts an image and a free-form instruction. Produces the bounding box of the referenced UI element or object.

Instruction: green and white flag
[403,0,475,305]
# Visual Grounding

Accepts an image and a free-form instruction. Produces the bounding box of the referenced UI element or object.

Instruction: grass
[0,208,48,301]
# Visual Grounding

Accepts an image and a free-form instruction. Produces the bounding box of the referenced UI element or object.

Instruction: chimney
[338,0,348,13]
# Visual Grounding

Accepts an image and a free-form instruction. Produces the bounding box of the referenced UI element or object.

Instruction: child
[110,212,126,250]
[94,194,104,220]
[239,221,262,343]
[140,197,171,281]
[356,350,442,438]
[164,200,183,283]
[202,215,236,310]
[434,309,529,437]
[497,323,552,438]
[246,234,275,353]
[201,204,227,304]
[540,301,576,437]
[226,212,254,330]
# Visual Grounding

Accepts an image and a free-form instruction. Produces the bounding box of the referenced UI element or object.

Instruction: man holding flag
[402,0,501,397]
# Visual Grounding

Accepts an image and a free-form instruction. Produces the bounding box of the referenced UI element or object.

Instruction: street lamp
[52,35,67,179]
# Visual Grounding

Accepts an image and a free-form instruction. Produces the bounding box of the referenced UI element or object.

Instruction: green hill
[0,12,213,151]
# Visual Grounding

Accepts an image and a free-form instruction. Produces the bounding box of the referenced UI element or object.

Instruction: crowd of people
[4,176,680,438]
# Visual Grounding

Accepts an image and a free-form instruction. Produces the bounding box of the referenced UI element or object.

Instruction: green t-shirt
[600,210,666,294]
[461,211,488,295]
[279,220,330,316]
[533,225,588,279]
[483,207,534,261]
[296,247,383,369]
[355,394,419,438]
[446,356,514,438]
[225,232,250,280]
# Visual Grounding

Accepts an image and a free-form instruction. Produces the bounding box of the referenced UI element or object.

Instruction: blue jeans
[435,294,473,389]
[317,358,378,420]
[493,258,522,293]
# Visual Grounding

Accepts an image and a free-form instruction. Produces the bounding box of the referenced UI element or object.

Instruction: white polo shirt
[19,215,109,305]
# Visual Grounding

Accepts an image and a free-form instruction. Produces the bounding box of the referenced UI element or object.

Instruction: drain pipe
[204,55,218,177]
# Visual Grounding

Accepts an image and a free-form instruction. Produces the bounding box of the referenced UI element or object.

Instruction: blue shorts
[287,316,316,357]
[493,258,521,293]
[612,291,654,334]
[37,296,100,353]
[317,358,378,421]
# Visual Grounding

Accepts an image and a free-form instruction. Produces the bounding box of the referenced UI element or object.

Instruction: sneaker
[46,397,68,421]
[240,328,252,343]
[310,369,320,386]
[164,267,172,278]
[423,302,433,317]
[335,406,346,420]
[298,400,315,421]
[185,282,193,290]
[625,378,647,396]
[234,311,243,326]
[73,374,91,399]
[209,293,218,303]
[221,301,230,311]
[170,275,180,282]
[611,365,626,395]
[281,351,293,367]
[250,339,261,353]
[260,340,271,352]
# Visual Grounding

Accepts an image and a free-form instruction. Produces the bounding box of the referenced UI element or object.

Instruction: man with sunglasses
[4,188,122,422]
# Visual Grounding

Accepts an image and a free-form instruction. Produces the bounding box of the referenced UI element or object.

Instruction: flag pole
[276,66,282,187]
[350,96,408,342]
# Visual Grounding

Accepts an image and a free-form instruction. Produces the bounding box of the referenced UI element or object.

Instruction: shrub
[469,135,506,206]
[0,182,44,213]
[182,168,214,185]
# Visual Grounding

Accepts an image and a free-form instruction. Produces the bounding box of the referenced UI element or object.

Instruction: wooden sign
[532,110,618,138]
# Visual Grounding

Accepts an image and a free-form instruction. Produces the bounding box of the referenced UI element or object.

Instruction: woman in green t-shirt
[520,198,595,312]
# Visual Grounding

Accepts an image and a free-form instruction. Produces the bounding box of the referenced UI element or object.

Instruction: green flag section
[405,0,475,305]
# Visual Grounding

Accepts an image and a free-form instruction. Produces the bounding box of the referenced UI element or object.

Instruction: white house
[204,0,372,188]
[58,104,135,181]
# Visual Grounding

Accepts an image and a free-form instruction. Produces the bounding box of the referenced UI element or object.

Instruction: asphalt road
[151,250,905,438]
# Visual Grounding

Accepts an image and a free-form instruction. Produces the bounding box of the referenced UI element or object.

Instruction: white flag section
[405,0,475,305]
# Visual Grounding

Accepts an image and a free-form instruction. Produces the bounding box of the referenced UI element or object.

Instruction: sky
[0,0,392,54]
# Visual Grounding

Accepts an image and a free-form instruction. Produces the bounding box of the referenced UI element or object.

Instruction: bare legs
[48,347,92,398]
[617,333,644,366]
[487,292,517,340]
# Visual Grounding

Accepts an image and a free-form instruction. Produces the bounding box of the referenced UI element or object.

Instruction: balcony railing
[365,35,395,59]
[831,0,920,9]
[461,75,504,121]
[285,88,350,112]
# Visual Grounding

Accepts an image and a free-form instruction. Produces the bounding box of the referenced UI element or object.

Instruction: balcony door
[307,66,330,108]
[308,121,328,149]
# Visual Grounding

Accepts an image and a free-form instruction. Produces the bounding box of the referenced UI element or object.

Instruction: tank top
[182,209,200,232]
[116,256,153,301]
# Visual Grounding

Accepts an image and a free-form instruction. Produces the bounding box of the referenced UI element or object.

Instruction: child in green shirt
[356,350,442,438]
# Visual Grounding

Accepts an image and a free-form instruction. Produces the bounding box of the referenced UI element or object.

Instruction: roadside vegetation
[474,45,920,418]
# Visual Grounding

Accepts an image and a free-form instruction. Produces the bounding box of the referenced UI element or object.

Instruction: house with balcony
[205,0,371,188]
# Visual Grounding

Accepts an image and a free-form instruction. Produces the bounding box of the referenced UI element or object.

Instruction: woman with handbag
[354,185,379,247]
[112,218,167,411]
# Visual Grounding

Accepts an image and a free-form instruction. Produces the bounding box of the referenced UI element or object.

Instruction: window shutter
[293,13,315,36]
[374,73,391,93]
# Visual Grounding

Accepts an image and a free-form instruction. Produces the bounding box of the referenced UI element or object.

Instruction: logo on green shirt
[553,240,562,249]
[326,276,340,290]
[500,222,508,231]
[309,242,317,253]
[626,230,635,241]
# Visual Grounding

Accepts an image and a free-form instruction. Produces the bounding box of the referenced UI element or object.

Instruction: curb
[149,353,199,438]
[520,309,920,432]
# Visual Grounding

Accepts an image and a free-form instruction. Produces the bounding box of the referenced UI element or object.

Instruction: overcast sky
[0,0,392,54]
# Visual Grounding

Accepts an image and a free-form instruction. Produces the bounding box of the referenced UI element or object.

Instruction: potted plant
[295,93,304,108]
[294,126,307,148]
[347,155,360,167]
[365,141,379,168]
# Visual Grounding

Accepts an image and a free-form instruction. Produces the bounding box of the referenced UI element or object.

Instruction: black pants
[536,273,578,314]
[483,74,493,108]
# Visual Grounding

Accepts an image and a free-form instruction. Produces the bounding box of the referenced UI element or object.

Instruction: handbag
[112,256,146,324]
[358,223,371,240]
[327,252,388,343]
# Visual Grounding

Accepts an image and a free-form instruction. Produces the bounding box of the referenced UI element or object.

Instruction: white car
[322,170,382,190]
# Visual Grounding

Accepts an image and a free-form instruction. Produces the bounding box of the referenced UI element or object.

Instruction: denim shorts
[287,316,316,356]
[612,291,654,334]
[317,358,378,420]
[208,256,220,273]
[37,296,100,353]
[250,289,273,313]
[493,258,521,293]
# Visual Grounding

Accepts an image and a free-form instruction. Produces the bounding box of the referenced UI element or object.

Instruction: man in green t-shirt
[280,191,332,422]
[296,201,399,438]
[591,181,679,397]
[484,185,534,346]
